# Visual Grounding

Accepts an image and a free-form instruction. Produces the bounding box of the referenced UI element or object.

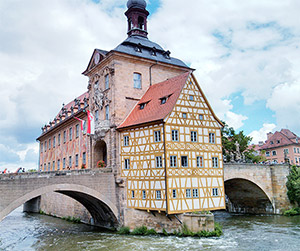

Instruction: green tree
[286,165,300,206]
[221,121,265,163]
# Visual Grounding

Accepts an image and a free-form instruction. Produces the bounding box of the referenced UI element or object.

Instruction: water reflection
[0,209,300,251]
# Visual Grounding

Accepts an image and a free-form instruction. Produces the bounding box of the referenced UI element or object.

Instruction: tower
[125,0,149,38]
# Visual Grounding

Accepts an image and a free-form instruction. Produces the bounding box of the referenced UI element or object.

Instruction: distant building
[37,0,225,215]
[259,129,300,165]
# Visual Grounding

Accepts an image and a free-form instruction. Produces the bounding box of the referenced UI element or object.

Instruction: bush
[131,226,148,235]
[284,208,300,216]
[162,228,168,236]
[145,228,157,235]
[118,226,130,235]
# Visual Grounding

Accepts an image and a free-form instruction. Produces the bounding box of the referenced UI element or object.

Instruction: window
[52,161,55,171]
[156,156,162,168]
[48,162,50,171]
[63,131,66,143]
[266,151,270,157]
[40,143,43,153]
[139,103,146,109]
[95,110,99,121]
[182,113,187,118]
[76,124,79,138]
[192,189,199,198]
[170,156,177,167]
[294,148,297,153]
[172,189,177,198]
[125,159,130,169]
[94,80,99,89]
[83,152,86,164]
[298,148,300,154]
[63,158,66,169]
[191,131,197,142]
[212,157,218,168]
[272,151,277,156]
[131,190,135,199]
[69,156,72,167]
[105,74,109,89]
[154,131,161,142]
[142,190,146,200]
[212,188,219,196]
[189,95,194,101]
[186,189,191,198]
[160,97,167,104]
[75,154,79,167]
[69,127,72,141]
[295,158,298,163]
[270,141,274,145]
[156,190,161,199]
[133,73,142,89]
[44,163,46,171]
[58,134,61,145]
[57,159,60,170]
[53,136,56,148]
[124,136,129,146]
[197,156,203,167]
[44,141,47,152]
[209,133,215,144]
[172,130,179,141]
[199,114,204,120]
[181,156,188,167]
[105,105,109,120]
[284,149,289,154]
[49,139,51,149]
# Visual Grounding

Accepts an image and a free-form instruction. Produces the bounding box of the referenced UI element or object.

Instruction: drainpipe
[149,61,158,86]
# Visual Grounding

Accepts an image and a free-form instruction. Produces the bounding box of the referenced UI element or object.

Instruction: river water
[0,208,299,251]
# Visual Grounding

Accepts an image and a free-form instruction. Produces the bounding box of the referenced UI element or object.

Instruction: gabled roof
[260,129,300,150]
[117,72,190,130]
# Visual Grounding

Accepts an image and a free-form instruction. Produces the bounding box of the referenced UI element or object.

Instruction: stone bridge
[224,163,291,214]
[0,169,121,229]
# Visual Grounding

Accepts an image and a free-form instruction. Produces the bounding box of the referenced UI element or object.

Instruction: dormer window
[270,141,274,145]
[277,140,280,144]
[161,97,167,104]
[151,47,157,56]
[139,103,146,109]
[163,50,171,59]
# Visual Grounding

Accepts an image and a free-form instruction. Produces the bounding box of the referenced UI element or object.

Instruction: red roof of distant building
[260,129,300,150]
[118,72,190,129]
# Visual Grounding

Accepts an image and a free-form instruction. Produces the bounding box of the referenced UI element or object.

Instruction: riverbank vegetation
[117,223,223,238]
[285,165,300,216]
[39,210,81,223]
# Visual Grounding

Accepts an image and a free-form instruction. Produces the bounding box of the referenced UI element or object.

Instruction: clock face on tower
[94,53,100,64]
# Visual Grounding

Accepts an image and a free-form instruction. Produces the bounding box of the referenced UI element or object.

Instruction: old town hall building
[37,0,225,219]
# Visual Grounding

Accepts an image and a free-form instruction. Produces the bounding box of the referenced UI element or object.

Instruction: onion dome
[127,0,147,9]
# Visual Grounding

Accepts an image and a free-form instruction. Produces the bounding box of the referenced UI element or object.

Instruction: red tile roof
[118,72,190,129]
[260,129,300,150]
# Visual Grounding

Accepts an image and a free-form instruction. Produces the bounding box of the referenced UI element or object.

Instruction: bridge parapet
[0,168,113,181]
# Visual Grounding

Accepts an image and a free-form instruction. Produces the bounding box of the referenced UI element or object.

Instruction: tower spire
[125,0,149,38]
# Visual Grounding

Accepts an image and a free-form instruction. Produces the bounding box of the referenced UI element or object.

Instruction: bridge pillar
[23,196,41,213]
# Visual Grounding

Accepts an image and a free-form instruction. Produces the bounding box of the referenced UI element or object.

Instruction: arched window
[138,16,144,29]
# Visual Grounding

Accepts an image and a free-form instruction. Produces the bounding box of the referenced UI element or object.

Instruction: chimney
[267,132,273,140]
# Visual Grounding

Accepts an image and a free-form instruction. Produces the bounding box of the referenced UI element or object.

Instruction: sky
[0,0,300,171]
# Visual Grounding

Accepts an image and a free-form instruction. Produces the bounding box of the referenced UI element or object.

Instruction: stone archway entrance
[93,140,107,168]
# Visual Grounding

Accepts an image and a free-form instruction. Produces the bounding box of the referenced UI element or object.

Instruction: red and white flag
[87,110,95,135]
[74,117,85,132]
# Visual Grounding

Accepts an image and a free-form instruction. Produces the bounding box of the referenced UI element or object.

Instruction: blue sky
[0,0,300,171]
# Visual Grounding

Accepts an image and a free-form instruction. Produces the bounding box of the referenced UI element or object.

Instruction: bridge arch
[0,184,119,229]
[224,178,274,214]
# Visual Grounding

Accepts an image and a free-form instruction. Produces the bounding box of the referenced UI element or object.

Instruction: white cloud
[249,123,277,144]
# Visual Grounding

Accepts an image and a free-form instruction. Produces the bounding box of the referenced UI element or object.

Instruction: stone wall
[40,192,92,224]
[124,208,214,233]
